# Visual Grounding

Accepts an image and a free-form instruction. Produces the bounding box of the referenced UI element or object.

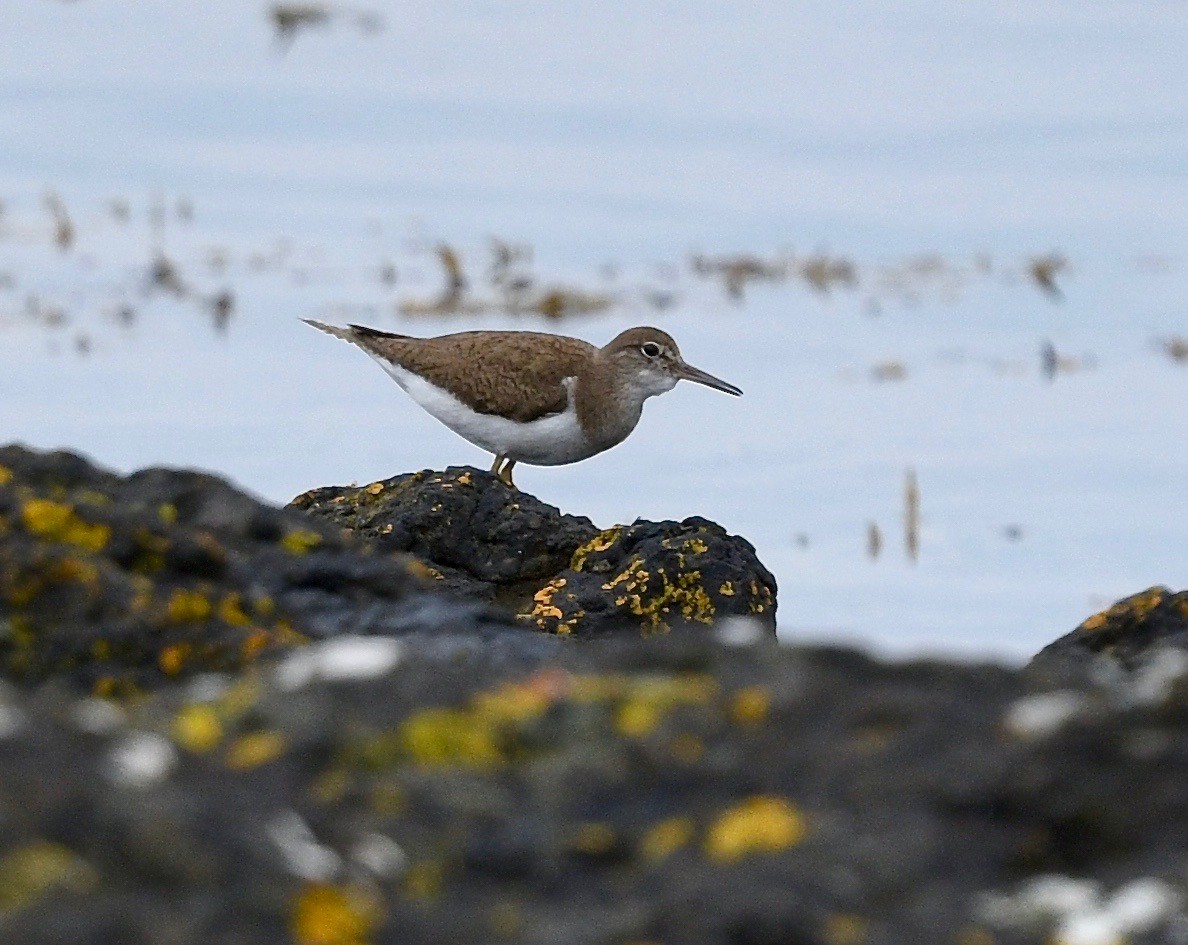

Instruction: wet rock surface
[291,467,777,636]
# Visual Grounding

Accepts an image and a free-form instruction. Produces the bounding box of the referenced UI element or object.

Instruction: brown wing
[304,321,594,423]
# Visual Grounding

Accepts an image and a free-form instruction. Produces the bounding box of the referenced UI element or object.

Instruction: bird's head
[602,327,743,399]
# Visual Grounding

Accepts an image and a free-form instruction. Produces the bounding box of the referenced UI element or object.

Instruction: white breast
[372,356,598,466]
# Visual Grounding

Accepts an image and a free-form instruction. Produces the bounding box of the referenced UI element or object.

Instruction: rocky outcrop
[291,467,777,636]
[1031,586,1188,671]
[0,447,560,692]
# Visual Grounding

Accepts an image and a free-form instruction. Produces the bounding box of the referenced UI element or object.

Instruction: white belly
[373,357,598,466]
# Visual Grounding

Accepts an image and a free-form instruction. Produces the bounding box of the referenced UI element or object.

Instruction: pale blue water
[1,1,1185,659]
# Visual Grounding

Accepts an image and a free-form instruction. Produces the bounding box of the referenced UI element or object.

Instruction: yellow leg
[497,459,517,488]
[491,454,505,474]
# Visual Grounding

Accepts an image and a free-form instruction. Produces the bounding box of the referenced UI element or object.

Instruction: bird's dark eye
[641,342,661,358]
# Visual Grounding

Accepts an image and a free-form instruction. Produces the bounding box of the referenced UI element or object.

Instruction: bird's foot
[496,458,517,489]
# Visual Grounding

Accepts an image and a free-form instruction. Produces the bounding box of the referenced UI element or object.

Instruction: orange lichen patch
[291,882,381,945]
[158,643,191,676]
[0,465,12,486]
[366,482,385,496]
[719,581,736,596]
[456,471,473,486]
[167,589,212,623]
[405,559,445,582]
[253,595,276,617]
[822,914,870,945]
[683,537,709,555]
[0,842,97,913]
[157,503,178,524]
[522,577,583,634]
[602,559,716,631]
[705,796,807,863]
[217,592,252,627]
[1077,586,1166,633]
[571,823,618,856]
[172,704,223,753]
[639,817,694,861]
[282,529,324,554]
[225,731,286,770]
[730,687,771,727]
[20,499,110,552]
[570,527,622,572]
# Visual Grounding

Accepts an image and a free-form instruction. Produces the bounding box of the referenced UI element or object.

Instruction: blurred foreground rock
[291,467,777,636]
[0,616,1186,945]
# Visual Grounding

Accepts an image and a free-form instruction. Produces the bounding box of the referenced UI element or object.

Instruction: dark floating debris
[209,290,235,334]
[871,360,907,383]
[1028,252,1067,300]
[1002,525,1024,542]
[1040,340,1094,381]
[43,192,74,253]
[269,3,383,49]
[148,254,188,298]
[866,521,882,560]
[1161,336,1188,363]
[904,468,920,564]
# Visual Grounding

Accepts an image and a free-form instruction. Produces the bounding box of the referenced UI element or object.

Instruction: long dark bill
[676,361,743,396]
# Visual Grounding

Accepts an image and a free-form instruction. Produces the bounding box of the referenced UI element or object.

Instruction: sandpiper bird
[304,320,742,487]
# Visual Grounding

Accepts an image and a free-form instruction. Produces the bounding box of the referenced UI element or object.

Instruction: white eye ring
[641,342,661,358]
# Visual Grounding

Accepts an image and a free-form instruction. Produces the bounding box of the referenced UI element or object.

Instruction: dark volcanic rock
[523,516,776,635]
[291,467,778,636]
[0,446,559,691]
[0,627,1186,945]
[290,466,600,600]
[1031,586,1188,674]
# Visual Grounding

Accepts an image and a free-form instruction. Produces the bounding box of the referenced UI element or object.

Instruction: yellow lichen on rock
[730,686,771,726]
[0,465,12,485]
[167,589,212,623]
[570,527,622,572]
[20,499,110,552]
[281,529,323,554]
[225,731,287,770]
[0,842,97,913]
[292,882,381,945]
[399,707,504,768]
[172,704,223,753]
[1077,586,1166,633]
[705,796,807,863]
[217,592,252,627]
[639,817,694,861]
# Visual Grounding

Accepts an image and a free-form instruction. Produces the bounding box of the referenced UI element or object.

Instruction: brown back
[345,326,597,422]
